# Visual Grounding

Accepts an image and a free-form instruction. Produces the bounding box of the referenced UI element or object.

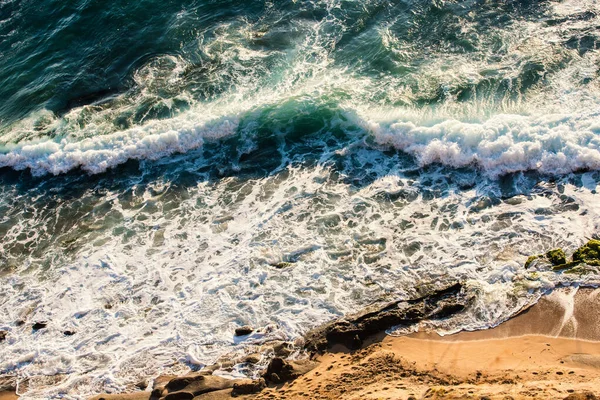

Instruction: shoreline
[3,286,600,399]
[251,287,600,399]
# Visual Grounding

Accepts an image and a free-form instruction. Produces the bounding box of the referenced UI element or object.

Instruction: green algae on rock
[572,240,600,267]
[526,240,600,273]
[525,255,542,269]
[552,261,582,271]
[546,249,567,266]
[524,248,566,269]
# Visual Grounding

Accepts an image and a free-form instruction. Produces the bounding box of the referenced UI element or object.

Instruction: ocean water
[1,0,600,397]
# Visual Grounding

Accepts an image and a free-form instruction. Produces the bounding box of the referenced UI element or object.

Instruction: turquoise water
[1,0,600,397]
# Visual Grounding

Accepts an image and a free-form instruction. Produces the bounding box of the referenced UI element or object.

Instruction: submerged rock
[552,261,582,271]
[134,380,148,390]
[525,255,541,269]
[270,262,293,269]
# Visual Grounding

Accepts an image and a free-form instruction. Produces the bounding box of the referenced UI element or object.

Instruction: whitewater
[0,0,600,397]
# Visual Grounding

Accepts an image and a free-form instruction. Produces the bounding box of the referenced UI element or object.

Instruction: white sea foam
[0,0,597,177]
[0,115,239,176]
[361,110,600,177]
[1,0,600,398]
[1,106,600,177]
[2,159,600,398]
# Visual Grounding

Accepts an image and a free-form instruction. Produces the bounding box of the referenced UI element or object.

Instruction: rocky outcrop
[303,282,469,352]
[150,372,240,400]
[546,248,567,265]
[525,240,600,272]
[91,282,470,400]
[230,378,266,396]
[563,392,598,400]
[262,358,318,384]
[525,248,567,269]
[573,240,600,266]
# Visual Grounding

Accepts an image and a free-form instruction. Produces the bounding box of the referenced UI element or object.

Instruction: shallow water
[1,0,600,398]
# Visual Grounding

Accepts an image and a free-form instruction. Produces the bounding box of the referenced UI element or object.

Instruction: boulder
[0,331,6,342]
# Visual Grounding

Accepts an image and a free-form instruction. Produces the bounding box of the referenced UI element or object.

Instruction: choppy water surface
[1,0,600,397]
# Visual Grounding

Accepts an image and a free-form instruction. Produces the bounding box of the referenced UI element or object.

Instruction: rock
[63,330,76,336]
[32,322,47,331]
[264,358,289,383]
[153,373,239,399]
[15,320,25,327]
[164,393,194,400]
[563,392,598,400]
[524,255,541,269]
[231,378,266,396]
[303,282,469,352]
[234,326,253,336]
[546,248,566,265]
[192,389,233,399]
[573,240,600,266]
[90,394,151,400]
[350,334,363,349]
[271,341,293,357]
[241,354,261,364]
[135,379,148,390]
[0,331,6,342]
[263,357,318,384]
[270,262,293,269]
[552,261,582,271]
[526,249,567,269]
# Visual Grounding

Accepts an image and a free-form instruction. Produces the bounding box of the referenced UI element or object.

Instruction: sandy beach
[77,287,600,399]
[3,287,600,399]
[252,287,600,399]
